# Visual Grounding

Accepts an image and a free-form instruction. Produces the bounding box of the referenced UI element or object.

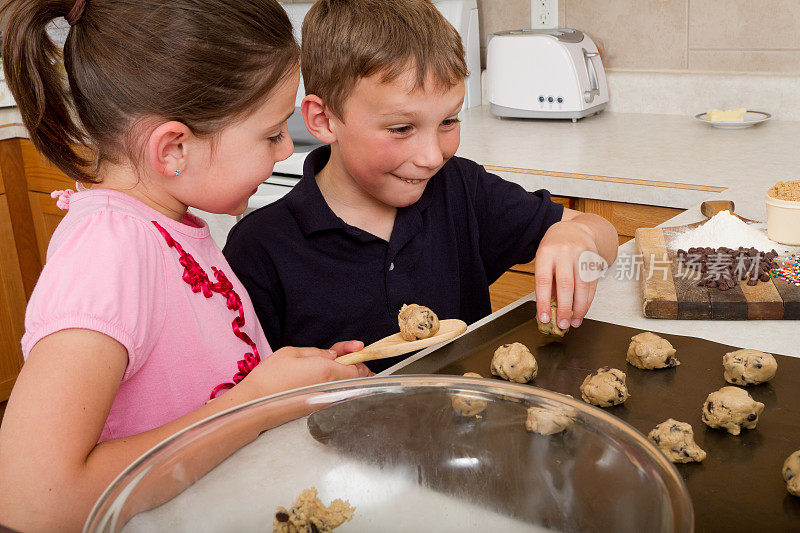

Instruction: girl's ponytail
[2,0,94,182]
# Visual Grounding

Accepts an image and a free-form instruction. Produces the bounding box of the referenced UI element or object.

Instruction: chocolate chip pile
[676,246,778,291]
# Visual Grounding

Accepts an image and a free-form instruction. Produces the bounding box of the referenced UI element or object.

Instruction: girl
[0,0,370,530]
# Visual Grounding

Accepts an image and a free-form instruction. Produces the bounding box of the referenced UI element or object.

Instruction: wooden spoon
[699,200,756,224]
[334,319,468,365]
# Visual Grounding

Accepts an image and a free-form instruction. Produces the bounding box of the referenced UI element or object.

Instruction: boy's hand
[243,344,372,398]
[534,220,601,330]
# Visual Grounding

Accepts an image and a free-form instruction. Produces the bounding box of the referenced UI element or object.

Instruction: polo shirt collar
[285,144,437,238]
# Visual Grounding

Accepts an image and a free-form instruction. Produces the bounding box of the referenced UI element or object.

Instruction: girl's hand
[242,343,372,398]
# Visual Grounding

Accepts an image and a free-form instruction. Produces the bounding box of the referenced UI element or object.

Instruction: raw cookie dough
[273,487,355,533]
[783,450,800,498]
[701,386,765,435]
[398,304,440,341]
[626,332,679,369]
[525,406,576,435]
[451,372,488,417]
[723,349,778,385]
[647,419,706,463]
[580,367,629,407]
[537,297,569,337]
[491,342,538,383]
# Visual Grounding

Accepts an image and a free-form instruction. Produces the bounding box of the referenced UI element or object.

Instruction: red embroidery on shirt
[152,221,261,399]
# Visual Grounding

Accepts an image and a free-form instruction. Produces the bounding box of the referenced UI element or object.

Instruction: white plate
[694,110,771,129]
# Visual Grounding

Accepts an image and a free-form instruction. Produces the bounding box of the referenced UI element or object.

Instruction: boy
[224,0,618,372]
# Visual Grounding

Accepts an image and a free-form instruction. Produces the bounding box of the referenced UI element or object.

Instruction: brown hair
[1,0,299,183]
[301,0,467,120]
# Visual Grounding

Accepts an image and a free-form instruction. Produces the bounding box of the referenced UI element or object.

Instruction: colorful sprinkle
[771,253,800,285]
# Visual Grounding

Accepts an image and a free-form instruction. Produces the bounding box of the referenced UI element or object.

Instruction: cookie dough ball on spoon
[580,367,629,407]
[451,372,488,417]
[398,304,440,341]
[491,342,538,383]
[723,349,777,385]
[701,386,764,435]
[626,332,679,369]
[784,450,800,498]
[647,419,706,463]
[537,297,569,337]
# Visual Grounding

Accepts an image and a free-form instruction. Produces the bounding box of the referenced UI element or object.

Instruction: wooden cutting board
[635,201,800,319]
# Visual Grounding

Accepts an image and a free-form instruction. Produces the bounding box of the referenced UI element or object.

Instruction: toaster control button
[557,97,564,103]
[547,96,554,103]
[538,96,545,103]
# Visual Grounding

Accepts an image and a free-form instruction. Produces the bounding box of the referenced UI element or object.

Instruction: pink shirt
[22,189,272,442]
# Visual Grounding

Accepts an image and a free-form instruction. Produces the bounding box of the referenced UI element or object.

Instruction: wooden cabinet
[487,196,684,312]
[577,198,683,245]
[0,195,27,401]
[0,138,69,401]
[28,191,64,263]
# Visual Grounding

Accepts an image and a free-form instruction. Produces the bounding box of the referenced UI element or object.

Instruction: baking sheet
[396,301,800,532]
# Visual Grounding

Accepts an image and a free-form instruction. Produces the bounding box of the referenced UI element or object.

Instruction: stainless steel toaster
[487,28,608,122]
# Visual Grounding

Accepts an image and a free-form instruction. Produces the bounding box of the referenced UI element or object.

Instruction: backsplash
[478,0,800,74]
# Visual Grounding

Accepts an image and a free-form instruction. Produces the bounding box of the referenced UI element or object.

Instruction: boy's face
[331,69,465,208]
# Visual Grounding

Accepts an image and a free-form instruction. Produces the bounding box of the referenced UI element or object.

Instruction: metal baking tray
[395,301,800,531]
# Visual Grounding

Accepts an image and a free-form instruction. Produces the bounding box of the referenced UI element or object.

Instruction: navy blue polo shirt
[223,146,563,372]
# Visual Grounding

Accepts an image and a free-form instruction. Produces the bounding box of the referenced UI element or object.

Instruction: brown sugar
[768,180,800,202]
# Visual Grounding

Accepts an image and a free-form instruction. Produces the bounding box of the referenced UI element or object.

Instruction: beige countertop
[457,106,800,209]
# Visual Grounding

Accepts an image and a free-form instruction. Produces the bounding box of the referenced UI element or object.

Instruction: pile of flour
[670,210,779,252]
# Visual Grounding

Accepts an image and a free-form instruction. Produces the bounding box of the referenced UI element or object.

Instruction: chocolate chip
[787,468,796,480]
[759,273,770,282]
[670,424,680,431]
[747,413,757,421]
[731,377,738,382]
[310,523,319,533]
[682,448,690,457]
[653,434,661,444]
[275,512,289,522]
[706,401,714,412]
[755,361,762,369]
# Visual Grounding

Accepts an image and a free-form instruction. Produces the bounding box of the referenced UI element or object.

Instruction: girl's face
[185,67,300,216]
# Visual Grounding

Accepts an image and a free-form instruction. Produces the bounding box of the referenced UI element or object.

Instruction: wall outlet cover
[531,0,558,29]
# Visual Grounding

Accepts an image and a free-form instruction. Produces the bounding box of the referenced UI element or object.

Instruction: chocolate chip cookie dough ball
[491,342,538,383]
[451,372,488,417]
[626,332,679,369]
[647,419,706,463]
[398,304,440,341]
[580,367,629,407]
[701,386,765,435]
[723,349,777,385]
[783,450,800,497]
[525,406,576,435]
[273,488,355,533]
[537,297,569,337]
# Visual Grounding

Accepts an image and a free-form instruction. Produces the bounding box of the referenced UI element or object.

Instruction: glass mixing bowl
[84,376,693,532]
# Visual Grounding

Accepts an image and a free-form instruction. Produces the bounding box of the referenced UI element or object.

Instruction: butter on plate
[706,108,747,122]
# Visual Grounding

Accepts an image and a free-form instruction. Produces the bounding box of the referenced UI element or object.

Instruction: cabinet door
[21,138,74,194]
[489,270,534,312]
[0,195,27,401]
[28,191,66,263]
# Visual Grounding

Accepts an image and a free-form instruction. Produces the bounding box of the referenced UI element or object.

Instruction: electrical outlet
[531,0,558,29]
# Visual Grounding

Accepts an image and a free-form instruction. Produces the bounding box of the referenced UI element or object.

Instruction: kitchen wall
[478,0,800,73]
